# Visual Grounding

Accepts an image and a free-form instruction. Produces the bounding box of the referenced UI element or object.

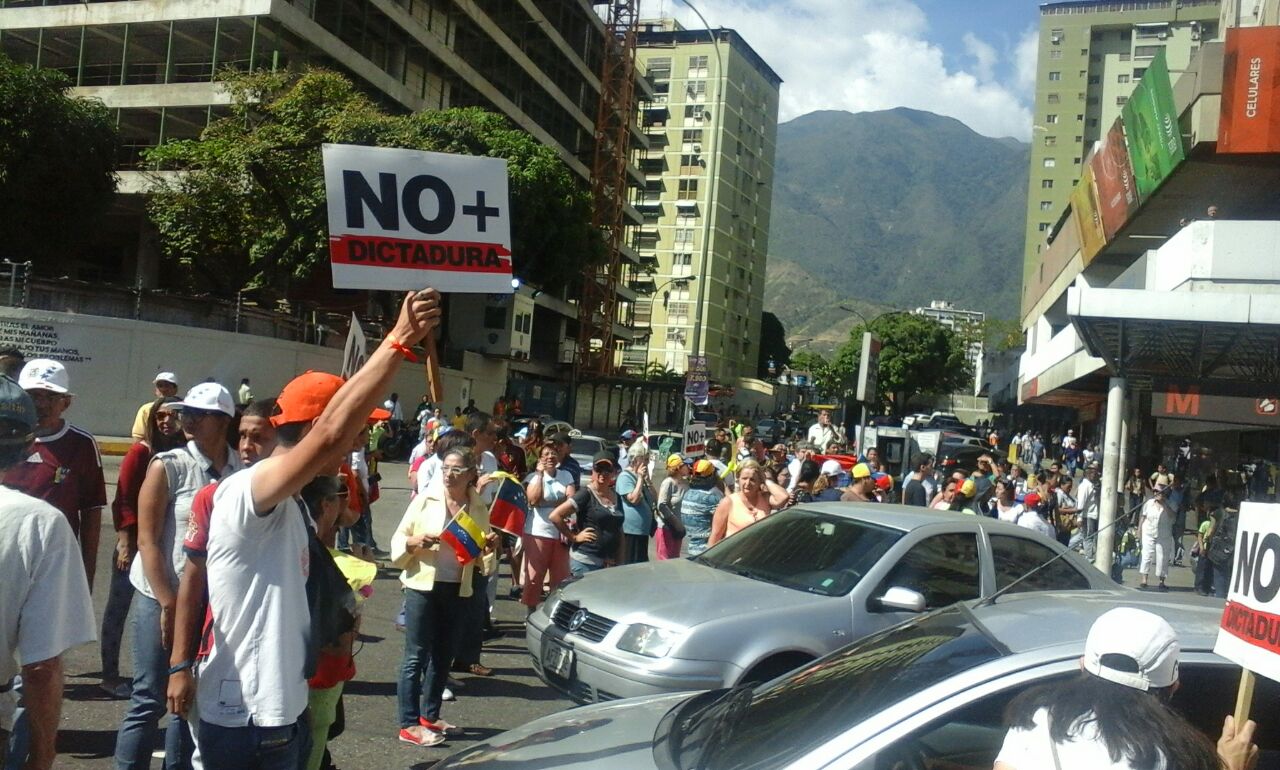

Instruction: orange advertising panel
[1070,164,1106,264]
[1220,26,1280,154]
[1091,118,1139,240]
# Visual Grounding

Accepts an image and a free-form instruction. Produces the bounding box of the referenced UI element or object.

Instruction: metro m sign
[322,144,514,293]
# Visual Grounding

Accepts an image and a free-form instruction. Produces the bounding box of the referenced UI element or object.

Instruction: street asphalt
[51,455,1199,768]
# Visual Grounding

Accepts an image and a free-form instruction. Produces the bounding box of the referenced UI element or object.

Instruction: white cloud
[657,0,1034,140]
[1012,25,1040,98]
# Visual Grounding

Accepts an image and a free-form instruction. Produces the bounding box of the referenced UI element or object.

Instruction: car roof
[796,501,1032,534]
[964,589,1226,655]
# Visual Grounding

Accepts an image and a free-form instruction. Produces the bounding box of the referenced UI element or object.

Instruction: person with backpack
[1205,486,1242,599]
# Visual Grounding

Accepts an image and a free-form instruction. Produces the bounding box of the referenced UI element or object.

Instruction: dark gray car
[440,590,1258,769]
[525,503,1113,703]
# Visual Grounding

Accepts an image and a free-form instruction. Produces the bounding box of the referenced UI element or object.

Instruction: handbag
[657,501,687,538]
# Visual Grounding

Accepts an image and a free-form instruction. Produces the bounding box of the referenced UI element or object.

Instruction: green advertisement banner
[1122,50,1185,199]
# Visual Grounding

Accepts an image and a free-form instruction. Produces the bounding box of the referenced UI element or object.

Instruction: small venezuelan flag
[440,508,486,566]
[488,472,529,536]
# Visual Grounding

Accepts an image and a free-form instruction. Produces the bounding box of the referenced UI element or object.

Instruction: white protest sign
[1214,502,1280,685]
[341,313,367,379]
[684,422,707,458]
[322,144,513,293]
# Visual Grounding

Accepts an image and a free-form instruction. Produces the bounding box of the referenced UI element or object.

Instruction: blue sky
[658,0,1044,140]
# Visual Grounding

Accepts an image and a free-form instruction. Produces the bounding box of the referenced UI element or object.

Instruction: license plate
[543,639,574,678]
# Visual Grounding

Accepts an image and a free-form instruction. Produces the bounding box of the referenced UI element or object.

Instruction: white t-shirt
[1077,477,1098,521]
[807,423,840,450]
[1141,499,1173,539]
[0,488,95,730]
[995,501,1024,523]
[199,464,311,728]
[996,707,1162,770]
[1017,510,1057,540]
[417,454,441,496]
[408,439,429,468]
[524,468,574,539]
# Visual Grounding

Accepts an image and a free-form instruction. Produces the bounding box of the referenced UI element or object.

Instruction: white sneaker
[442,687,455,701]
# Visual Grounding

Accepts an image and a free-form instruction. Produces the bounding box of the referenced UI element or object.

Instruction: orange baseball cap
[271,371,345,427]
[693,458,716,477]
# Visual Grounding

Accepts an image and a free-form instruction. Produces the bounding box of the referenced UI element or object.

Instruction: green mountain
[765,108,1029,352]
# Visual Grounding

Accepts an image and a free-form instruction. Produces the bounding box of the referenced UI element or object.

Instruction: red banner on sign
[1220,26,1280,154]
[1092,119,1139,240]
[329,235,512,273]
[1220,601,1280,655]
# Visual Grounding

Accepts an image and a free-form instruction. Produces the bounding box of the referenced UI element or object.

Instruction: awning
[1067,285,1280,393]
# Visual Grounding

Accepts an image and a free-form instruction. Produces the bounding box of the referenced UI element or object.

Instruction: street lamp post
[679,0,724,432]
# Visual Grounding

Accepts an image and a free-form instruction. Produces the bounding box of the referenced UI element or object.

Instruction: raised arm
[250,290,441,513]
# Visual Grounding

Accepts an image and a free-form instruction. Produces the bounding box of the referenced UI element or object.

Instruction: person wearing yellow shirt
[130,372,179,440]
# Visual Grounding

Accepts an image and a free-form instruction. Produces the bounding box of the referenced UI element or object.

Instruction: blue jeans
[397,584,461,727]
[1212,560,1232,599]
[101,561,135,680]
[114,593,194,770]
[569,559,604,577]
[199,717,308,770]
[452,573,489,668]
[337,505,374,550]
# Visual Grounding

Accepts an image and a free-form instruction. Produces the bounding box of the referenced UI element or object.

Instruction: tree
[0,54,118,271]
[756,311,791,379]
[144,68,602,297]
[830,313,972,415]
[787,350,836,399]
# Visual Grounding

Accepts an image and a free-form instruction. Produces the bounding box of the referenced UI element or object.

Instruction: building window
[1045,114,1059,124]
[647,57,671,80]
[1049,49,1063,60]
[1040,201,1053,210]
[679,154,702,174]
[687,55,708,77]
[1116,95,1129,105]
[1041,179,1054,189]
[1038,222,1051,232]
[674,228,694,246]
[1134,46,1162,59]
[1047,93,1060,104]
[1074,157,1082,165]
[1044,135,1057,146]
[677,179,699,200]
[683,105,707,123]
[672,252,693,276]
[1135,24,1167,39]
[1048,71,1061,81]
[1043,158,1056,168]
[686,80,707,100]
[1074,135,1082,142]
[1075,115,1083,123]
[681,128,703,146]
[1050,27,1063,42]
[1081,48,1089,56]
[1119,52,1131,62]
[667,302,690,323]
[1134,68,1147,78]
[1117,74,1130,84]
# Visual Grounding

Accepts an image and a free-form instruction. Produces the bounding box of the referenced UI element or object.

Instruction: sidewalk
[96,435,133,457]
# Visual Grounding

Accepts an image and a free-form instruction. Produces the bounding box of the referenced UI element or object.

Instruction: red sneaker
[398,726,446,746]
[419,717,463,735]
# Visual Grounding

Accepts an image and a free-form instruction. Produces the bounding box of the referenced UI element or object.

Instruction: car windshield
[659,606,1005,770]
[691,509,902,596]
[570,438,602,456]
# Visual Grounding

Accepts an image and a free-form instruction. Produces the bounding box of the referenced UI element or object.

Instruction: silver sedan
[525,503,1113,704]
[438,590,1255,769]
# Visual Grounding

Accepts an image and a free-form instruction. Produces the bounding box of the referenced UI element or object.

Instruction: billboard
[1091,118,1140,240]
[1070,164,1106,264]
[1121,50,1185,199]
[1219,26,1280,154]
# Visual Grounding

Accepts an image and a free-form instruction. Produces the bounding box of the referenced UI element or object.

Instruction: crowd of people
[0,319,1269,770]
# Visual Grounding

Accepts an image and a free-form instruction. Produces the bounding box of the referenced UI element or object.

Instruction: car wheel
[740,653,813,687]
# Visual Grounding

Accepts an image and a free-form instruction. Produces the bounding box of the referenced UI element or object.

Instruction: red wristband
[385,333,419,362]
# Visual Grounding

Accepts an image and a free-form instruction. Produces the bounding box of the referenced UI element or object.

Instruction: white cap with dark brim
[1083,607,1180,691]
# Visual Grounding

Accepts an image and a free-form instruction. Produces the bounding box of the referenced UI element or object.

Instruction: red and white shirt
[3,421,106,538]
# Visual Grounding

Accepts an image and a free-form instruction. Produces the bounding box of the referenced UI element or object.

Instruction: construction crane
[575,0,640,379]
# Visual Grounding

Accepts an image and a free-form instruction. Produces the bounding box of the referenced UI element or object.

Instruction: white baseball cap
[1083,607,1179,691]
[819,459,843,476]
[18,359,71,394]
[181,383,235,417]
[155,372,179,385]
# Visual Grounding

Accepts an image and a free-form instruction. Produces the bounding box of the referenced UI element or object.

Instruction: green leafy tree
[830,313,972,414]
[0,54,118,270]
[787,350,837,399]
[144,68,601,297]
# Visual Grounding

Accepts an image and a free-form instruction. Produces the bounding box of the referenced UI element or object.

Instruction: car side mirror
[876,586,927,613]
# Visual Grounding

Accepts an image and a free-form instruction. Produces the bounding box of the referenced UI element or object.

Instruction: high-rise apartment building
[1023,0,1220,278]
[629,20,780,383]
[913,300,984,397]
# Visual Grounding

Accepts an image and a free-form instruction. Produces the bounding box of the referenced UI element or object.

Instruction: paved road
[55,457,574,769]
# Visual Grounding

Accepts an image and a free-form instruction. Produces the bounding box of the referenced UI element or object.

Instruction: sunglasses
[442,466,473,477]
[593,463,617,474]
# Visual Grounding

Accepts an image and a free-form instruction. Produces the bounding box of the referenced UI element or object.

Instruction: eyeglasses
[442,466,473,477]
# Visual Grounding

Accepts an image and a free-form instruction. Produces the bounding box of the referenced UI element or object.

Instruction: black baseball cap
[0,374,36,443]
[592,451,617,473]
